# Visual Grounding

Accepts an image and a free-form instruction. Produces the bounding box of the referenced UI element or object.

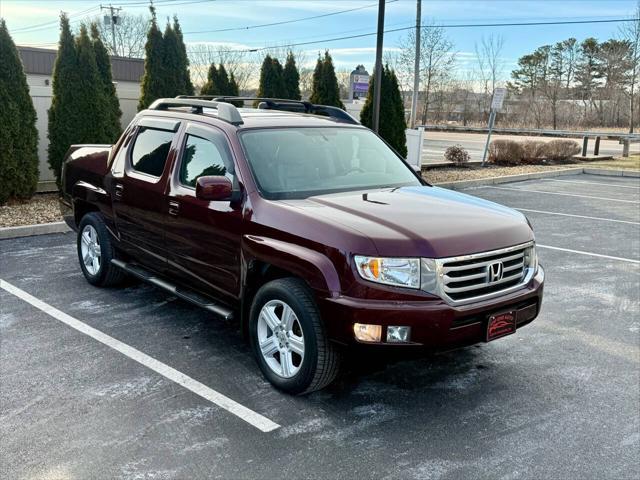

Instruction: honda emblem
[488,262,504,283]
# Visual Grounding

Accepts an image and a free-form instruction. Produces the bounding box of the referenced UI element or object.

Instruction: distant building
[17,46,144,191]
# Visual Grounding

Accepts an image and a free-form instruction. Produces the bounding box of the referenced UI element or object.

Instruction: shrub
[521,140,548,164]
[544,139,581,162]
[488,139,524,166]
[444,144,470,165]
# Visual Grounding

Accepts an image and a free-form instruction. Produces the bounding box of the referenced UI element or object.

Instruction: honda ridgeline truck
[60,97,544,394]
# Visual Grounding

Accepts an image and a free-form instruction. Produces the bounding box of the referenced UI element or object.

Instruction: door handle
[168,200,180,216]
[114,183,124,199]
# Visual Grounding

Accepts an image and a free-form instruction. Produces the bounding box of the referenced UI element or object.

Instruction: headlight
[354,256,420,289]
[524,244,538,272]
[420,258,439,294]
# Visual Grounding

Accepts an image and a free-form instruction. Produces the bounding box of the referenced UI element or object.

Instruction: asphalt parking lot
[1,173,639,479]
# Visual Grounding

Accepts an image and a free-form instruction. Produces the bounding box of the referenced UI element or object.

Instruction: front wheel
[249,278,341,395]
[77,212,126,287]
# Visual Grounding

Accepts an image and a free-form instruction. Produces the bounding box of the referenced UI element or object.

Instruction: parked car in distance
[60,96,544,394]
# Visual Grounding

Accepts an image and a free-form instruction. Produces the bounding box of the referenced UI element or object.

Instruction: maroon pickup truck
[60,96,544,394]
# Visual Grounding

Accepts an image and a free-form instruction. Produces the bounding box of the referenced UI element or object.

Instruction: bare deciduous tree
[91,13,149,58]
[397,24,457,125]
[475,34,505,118]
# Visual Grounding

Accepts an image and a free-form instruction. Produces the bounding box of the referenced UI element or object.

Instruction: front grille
[437,242,533,305]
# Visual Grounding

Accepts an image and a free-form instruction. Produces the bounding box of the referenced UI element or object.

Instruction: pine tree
[162,21,181,97]
[173,15,194,95]
[257,54,286,98]
[48,13,83,187]
[217,63,230,94]
[0,19,39,203]
[309,54,325,104]
[360,65,407,157]
[283,51,301,100]
[310,51,344,108]
[138,6,165,110]
[75,24,107,144]
[200,63,219,95]
[90,22,122,143]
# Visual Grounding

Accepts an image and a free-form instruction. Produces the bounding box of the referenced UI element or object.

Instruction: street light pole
[372,0,385,133]
[409,0,421,128]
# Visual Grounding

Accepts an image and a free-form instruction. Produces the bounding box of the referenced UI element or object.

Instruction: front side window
[179,133,232,188]
[130,127,174,177]
[239,127,420,199]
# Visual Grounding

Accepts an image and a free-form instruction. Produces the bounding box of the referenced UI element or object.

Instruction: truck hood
[285,186,533,258]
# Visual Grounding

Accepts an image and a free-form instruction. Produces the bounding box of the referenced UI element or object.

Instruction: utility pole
[372,0,386,133]
[409,0,421,128]
[100,4,122,55]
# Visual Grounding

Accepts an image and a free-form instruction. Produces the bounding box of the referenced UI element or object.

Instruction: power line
[186,17,638,54]
[184,0,398,35]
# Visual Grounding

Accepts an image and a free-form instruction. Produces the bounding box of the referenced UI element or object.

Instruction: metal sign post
[481,87,507,166]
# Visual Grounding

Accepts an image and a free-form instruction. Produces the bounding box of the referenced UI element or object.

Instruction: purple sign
[354,82,369,93]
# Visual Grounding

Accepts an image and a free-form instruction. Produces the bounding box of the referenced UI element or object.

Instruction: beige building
[17,46,144,191]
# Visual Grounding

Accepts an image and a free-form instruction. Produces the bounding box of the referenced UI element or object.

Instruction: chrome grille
[436,242,534,305]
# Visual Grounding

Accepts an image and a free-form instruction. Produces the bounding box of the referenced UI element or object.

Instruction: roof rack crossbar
[148,98,243,125]
[177,96,360,125]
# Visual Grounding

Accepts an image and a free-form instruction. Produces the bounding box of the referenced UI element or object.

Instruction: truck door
[110,117,180,272]
[163,122,243,303]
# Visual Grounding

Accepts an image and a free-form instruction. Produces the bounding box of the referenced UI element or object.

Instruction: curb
[582,168,640,178]
[432,167,584,190]
[0,221,70,240]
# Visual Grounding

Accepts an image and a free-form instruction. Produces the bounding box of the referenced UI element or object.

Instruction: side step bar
[111,259,234,321]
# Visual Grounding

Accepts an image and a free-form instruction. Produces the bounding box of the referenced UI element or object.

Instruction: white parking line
[516,208,640,226]
[0,279,280,433]
[543,178,640,189]
[537,245,640,265]
[483,186,640,204]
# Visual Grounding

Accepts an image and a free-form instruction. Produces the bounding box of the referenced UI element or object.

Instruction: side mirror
[196,175,233,201]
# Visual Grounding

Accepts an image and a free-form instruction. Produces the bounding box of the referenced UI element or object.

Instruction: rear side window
[130,127,174,177]
[179,133,233,188]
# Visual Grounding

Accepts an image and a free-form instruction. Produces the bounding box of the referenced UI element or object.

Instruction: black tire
[249,278,341,395]
[77,212,126,287]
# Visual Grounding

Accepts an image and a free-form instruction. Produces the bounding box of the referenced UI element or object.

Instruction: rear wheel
[249,278,341,395]
[77,213,126,287]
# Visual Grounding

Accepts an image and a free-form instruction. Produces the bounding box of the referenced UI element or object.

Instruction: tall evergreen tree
[310,51,344,108]
[217,63,230,94]
[360,65,407,157]
[0,19,39,203]
[173,15,194,95]
[90,22,122,142]
[162,20,181,96]
[283,51,301,100]
[257,54,286,98]
[138,6,165,110]
[200,63,219,95]
[48,13,83,186]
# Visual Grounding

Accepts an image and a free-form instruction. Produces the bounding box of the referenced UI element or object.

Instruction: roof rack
[148,98,243,125]
[177,95,360,125]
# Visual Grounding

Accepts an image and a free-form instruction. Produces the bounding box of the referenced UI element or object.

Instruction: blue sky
[2,0,638,78]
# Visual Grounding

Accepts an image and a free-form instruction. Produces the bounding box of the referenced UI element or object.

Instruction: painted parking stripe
[543,178,640,189]
[483,186,640,204]
[537,244,640,265]
[0,279,280,433]
[516,208,640,226]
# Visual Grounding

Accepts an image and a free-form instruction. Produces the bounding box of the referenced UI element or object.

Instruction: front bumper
[320,266,544,349]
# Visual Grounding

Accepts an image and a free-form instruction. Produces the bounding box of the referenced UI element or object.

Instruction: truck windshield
[239,127,421,199]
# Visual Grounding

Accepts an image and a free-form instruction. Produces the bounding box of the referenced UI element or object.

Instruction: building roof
[17,46,144,83]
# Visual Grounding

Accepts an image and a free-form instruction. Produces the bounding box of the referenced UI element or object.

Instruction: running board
[111,259,234,321]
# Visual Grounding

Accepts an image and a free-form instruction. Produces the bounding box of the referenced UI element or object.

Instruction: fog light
[387,326,411,343]
[354,323,382,342]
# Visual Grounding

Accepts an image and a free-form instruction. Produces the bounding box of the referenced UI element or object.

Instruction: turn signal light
[353,323,382,342]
